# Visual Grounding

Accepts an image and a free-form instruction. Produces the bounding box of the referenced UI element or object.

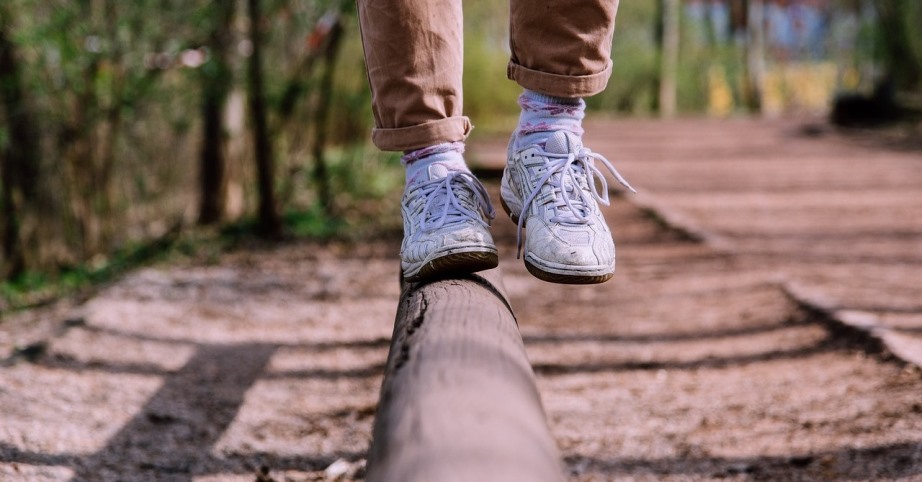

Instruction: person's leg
[501,0,635,284]
[356,0,469,151]
[507,0,618,98]
[357,0,496,281]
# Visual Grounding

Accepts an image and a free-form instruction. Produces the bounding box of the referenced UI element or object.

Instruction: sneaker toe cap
[527,223,613,267]
[443,224,494,247]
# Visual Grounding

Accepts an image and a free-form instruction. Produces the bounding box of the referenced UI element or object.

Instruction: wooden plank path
[0,119,920,481]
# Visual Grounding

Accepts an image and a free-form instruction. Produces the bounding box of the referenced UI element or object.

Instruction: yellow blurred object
[763,69,785,116]
[707,65,734,117]
[841,67,861,91]
[785,62,837,112]
[762,62,838,116]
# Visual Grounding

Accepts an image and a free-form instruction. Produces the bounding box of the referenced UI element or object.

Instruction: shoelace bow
[415,171,495,233]
[515,147,636,258]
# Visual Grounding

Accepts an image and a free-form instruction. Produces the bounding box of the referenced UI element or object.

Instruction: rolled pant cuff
[507,60,613,98]
[371,116,472,152]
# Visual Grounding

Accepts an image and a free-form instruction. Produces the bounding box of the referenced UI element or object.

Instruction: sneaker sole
[404,249,498,283]
[502,192,614,285]
[525,259,614,285]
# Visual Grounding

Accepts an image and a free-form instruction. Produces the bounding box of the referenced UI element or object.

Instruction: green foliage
[326,145,403,199]
[874,0,922,91]
[0,0,411,303]
[1,230,180,311]
[587,2,661,114]
[676,42,741,114]
[462,2,521,134]
[308,145,404,238]
[283,206,345,238]
[321,22,377,146]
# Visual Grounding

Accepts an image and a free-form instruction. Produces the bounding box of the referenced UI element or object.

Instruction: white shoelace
[412,171,495,233]
[516,147,635,257]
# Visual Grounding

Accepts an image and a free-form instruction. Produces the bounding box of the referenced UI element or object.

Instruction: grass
[2,136,406,315]
[0,210,337,314]
[1,228,181,313]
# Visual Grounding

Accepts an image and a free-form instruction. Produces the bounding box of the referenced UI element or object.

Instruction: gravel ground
[2,119,921,481]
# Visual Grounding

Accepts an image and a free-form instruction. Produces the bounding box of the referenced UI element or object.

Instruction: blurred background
[0,0,920,308]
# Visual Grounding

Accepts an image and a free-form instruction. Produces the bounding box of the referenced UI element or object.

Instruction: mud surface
[3,119,922,481]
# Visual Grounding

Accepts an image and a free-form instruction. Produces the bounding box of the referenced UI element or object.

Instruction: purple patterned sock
[513,90,585,151]
[402,142,468,185]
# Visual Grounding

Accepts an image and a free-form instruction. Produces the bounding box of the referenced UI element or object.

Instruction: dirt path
[2,119,922,481]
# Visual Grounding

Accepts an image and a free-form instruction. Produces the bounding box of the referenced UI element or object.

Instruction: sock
[513,89,585,151]
[402,142,469,186]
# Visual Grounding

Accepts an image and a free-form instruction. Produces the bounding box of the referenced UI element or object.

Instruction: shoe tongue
[427,162,451,180]
[544,131,588,210]
[544,131,582,155]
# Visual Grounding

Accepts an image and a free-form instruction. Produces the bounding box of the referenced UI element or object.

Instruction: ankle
[403,142,469,185]
[514,90,586,151]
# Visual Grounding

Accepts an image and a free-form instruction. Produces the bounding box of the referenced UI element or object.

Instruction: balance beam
[366,269,565,482]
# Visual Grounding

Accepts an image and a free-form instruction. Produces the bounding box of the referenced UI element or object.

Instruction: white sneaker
[500,131,635,284]
[401,163,498,282]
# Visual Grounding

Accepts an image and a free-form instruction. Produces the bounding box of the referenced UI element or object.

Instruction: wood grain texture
[366,268,565,482]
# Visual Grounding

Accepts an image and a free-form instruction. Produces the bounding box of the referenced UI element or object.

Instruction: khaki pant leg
[356,0,471,151]
[508,0,620,98]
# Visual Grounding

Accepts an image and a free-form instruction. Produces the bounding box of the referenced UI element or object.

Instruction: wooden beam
[367,269,565,482]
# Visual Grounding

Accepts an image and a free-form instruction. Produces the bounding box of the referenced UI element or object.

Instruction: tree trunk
[311,14,344,213]
[93,0,120,250]
[658,0,681,118]
[0,156,21,279]
[743,0,765,112]
[198,1,235,225]
[247,0,281,237]
[874,0,922,92]
[0,10,40,279]
[69,60,102,258]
